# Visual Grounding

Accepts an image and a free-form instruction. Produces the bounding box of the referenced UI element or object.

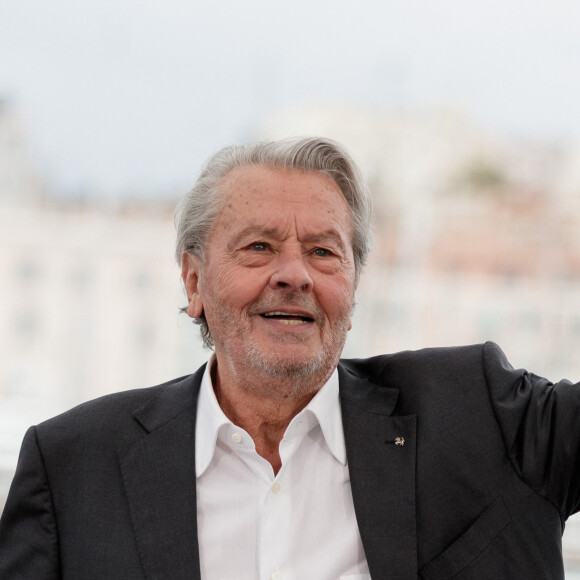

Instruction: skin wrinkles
[226,225,350,268]
[229,236,348,277]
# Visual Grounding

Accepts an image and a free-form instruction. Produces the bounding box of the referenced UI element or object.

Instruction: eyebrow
[228,226,280,249]
[301,231,348,252]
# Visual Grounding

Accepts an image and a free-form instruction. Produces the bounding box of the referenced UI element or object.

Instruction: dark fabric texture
[1,342,578,579]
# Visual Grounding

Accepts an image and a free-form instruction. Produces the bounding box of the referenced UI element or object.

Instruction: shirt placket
[258,421,310,580]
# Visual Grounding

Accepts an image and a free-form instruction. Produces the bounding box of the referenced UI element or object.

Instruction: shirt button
[231,433,243,444]
[271,482,281,494]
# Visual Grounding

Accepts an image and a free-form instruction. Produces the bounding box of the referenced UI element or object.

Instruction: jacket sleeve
[0,426,61,579]
[484,341,580,520]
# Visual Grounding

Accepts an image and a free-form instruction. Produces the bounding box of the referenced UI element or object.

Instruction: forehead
[216,165,350,218]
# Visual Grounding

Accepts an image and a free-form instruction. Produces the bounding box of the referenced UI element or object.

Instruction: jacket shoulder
[34,370,202,448]
[340,342,488,385]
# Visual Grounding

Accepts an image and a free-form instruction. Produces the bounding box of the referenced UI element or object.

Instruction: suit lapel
[339,364,417,580]
[118,368,205,580]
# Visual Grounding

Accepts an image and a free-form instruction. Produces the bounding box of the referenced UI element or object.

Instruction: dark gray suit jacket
[1,342,579,579]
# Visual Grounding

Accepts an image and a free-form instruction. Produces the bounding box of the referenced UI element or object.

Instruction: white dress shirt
[195,357,371,580]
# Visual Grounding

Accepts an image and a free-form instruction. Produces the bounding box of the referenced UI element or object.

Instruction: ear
[181,252,204,318]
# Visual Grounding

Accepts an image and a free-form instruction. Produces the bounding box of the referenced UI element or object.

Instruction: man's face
[182,165,356,397]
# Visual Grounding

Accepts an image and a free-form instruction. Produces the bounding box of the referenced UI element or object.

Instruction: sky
[2,0,580,198]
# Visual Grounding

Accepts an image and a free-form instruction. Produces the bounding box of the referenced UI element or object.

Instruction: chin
[260,358,323,378]
[245,341,340,385]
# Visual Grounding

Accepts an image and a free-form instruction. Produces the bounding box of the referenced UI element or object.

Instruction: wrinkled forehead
[209,165,354,244]
[215,164,349,215]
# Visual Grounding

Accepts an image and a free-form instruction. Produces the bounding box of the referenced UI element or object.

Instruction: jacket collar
[338,360,400,415]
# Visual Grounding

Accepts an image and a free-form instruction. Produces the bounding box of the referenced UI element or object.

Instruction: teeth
[261,312,312,324]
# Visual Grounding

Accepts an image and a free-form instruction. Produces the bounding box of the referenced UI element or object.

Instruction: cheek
[204,263,263,310]
[319,278,355,319]
[213,263,238,291]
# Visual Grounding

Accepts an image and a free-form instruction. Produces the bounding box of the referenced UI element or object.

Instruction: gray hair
[175,136,373,348]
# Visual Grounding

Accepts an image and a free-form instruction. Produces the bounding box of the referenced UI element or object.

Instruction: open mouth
[260,311,315,325]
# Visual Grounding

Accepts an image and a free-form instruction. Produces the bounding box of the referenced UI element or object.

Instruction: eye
[249,242,269,252]
[313,248,331,257]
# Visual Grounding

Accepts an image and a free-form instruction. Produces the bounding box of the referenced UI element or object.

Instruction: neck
[211,359,330,474]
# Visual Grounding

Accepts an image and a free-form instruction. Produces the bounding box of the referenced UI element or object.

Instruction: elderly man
[0,137,579,579]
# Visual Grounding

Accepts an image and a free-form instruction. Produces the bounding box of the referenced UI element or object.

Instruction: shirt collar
[300,367,346,466]
[195,355,230,477]
[195,356,346,477]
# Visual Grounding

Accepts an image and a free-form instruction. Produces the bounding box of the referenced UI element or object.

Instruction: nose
[269,250,313,292]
